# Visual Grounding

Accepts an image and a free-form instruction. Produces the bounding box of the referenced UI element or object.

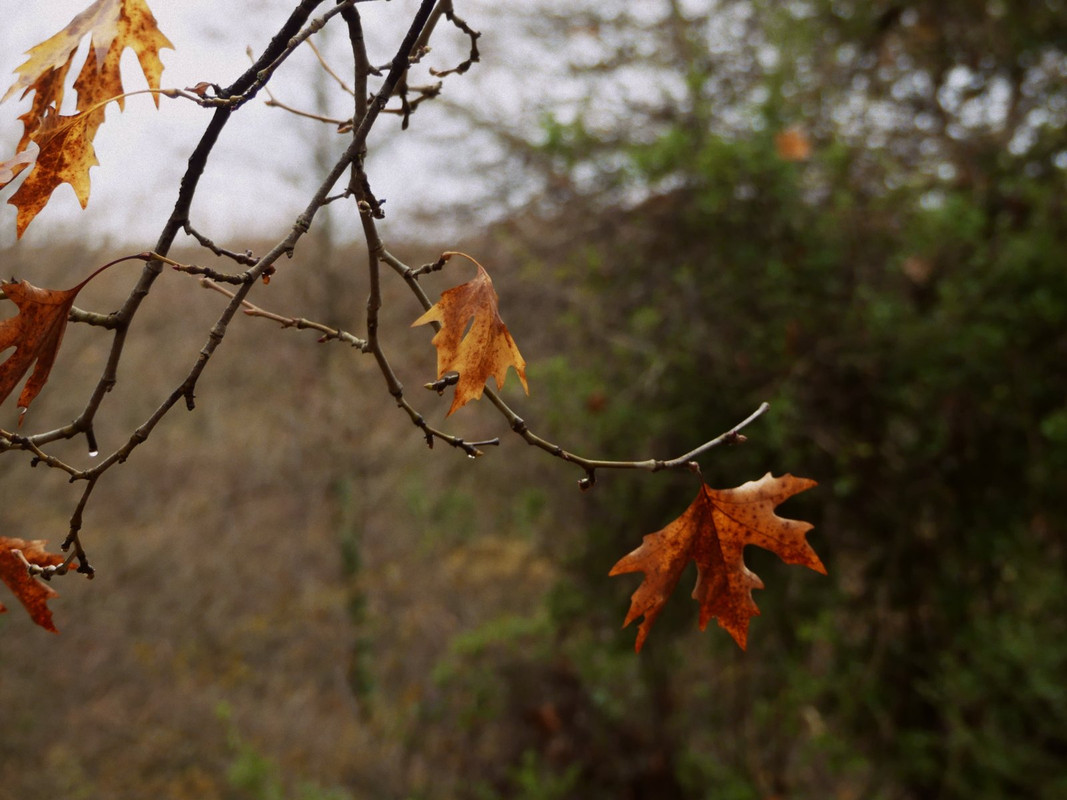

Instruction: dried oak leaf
[412,253,529,415]
[0,277,90,423]
[67,0,172,116]
[0,149,36,185]
[610,473,824,652]
[0,537,65,632]
[0,0,172,236]
[3,0,172,120]
[7,109,105,238]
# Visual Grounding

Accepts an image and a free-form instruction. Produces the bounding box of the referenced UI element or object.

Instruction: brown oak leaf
[412,252,529,415]
[610,473,824,652]
[0,278,89,423]
[0,537,65,632]
[0,0,172,236]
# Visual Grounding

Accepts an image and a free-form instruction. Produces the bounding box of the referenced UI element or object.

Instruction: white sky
[0,1,499,250]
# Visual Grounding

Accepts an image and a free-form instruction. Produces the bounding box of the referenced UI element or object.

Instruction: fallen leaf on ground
[0,537,65,632]
[610,472,824,652]
[412,252,528,414]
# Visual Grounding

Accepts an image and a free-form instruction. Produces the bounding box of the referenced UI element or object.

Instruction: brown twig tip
[424,374,459,394]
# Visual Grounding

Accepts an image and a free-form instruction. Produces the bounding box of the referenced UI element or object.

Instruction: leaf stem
[73,252,153,291]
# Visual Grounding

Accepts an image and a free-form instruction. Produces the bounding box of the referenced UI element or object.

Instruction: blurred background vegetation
[1,1,1065,798]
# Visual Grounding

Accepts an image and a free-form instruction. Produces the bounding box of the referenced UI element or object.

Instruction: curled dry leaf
[0,537,65,632]
[610,472,824,652]
[0,149,36,185]
[7,110,105,237]
[185,81,214,98]
[412,252,528,415]
[0,278,92,423]
[0,0,172,236]
[3,0,172,121]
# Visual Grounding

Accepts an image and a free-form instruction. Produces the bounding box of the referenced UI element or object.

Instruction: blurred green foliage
[219,703,356,800]
[433,1,1067,797]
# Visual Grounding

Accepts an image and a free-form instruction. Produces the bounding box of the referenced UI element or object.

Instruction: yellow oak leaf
[3,0,171,116]
[7,109,105,238]
[0,0,172,236]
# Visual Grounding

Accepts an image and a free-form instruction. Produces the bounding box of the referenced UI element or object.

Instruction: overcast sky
[0,1,506,250]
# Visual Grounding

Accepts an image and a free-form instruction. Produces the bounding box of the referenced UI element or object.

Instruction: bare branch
[182,224,260,266]
[0,0,781,601]
[308,39,356,95]
[199,278,369,350]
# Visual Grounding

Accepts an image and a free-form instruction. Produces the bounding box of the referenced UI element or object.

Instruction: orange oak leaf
[0,537,65,632]
[775,125,812,162]
[0,277,92,423]
[610,473,824,652]
[412,252,529,415]
[7,110,105,238]
[1,0,172,236]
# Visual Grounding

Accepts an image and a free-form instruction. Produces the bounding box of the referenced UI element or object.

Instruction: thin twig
[408,254,449,278]
[0,430,86,478]
[200,278,369,349]
[265,96,351,127]
[153,252,256,284]
[308,39,356,95]
[232,0,359,111]
[69,307,118,328]
[183,224,260,266]
[428,1,481,78]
